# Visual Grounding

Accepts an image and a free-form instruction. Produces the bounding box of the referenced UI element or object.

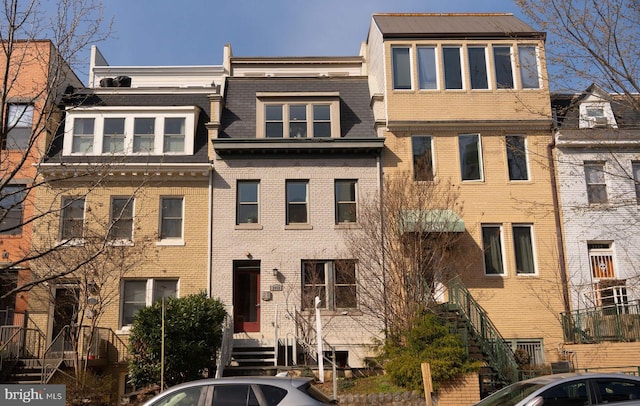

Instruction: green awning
[401,209,465,233]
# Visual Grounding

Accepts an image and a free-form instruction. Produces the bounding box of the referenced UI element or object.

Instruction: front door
[233,261,260,333]
[52,287,79,350]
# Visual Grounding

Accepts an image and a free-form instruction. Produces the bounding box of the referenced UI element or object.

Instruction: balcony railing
[561,300,640,343]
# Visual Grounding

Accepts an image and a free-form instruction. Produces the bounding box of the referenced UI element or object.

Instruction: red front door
[233,261,260,333]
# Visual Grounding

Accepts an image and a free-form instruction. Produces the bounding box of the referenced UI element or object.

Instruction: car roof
[520,372,640,385]
[162,375,314,389]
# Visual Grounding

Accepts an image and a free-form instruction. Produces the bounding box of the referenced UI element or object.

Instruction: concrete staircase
[224,343,279,376]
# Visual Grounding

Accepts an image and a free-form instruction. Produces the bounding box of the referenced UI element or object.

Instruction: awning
[401,209,465,233]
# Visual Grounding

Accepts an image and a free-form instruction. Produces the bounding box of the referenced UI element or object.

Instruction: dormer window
[64,106,198,156]
[579,102,617,129]
[257,92,340,138]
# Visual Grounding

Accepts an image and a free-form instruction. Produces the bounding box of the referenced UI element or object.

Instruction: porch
[561,300,640,344]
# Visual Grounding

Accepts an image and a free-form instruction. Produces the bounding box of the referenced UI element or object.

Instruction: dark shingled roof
[46,92,211,164]
[372,13,543,39]
[220,76,375,139]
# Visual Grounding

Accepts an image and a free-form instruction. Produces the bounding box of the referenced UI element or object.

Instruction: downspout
[548,132,571,318]
[207,164,213,298]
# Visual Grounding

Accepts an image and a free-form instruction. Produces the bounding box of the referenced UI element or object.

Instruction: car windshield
[298,382,336,404]
[475,382,545,406]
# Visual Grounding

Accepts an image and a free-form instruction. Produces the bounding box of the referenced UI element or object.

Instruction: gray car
[141,375,336,406]
[474,372,640,406]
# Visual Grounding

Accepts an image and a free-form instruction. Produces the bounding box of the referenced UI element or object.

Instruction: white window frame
[584,161,608,204]
[302,259,357,310]
[391,46,413,90]
[120,278,179,329]
[517,45,541,89]
[63,106,198,156]
[505,135,529,181]
[236,180,260,225]
[588,241,615,279]
[442,46,464,90]
[109,196,135,244]
[492,45,515,89]
[285,180,309,226]
[417,45,439,90]
[459,133,484,182]
[335,179,357,224]
[512,224,537,275]
[158,196,184,245]
[6,104,34,150]
[482,224,506,275]
[412,135,435,181]
[256,94,340,139]
[60,196,85,244]
[467,46,490,90]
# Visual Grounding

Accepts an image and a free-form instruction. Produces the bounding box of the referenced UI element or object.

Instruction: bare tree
[343,172,470,339]
[517,0,640,106]
[0,0,111,302]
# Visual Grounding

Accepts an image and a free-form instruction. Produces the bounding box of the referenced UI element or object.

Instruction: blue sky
[95,0,524,67]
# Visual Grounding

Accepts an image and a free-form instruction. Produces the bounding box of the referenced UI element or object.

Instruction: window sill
[59,239,84,247]
[156,239,185,246]
[108,239,134,246]
[300,309,362,316]
[116,327,131,335]
[235,223,263,230]
[334,222,360,229]
[284,224,313,230]
[516,272,538,277]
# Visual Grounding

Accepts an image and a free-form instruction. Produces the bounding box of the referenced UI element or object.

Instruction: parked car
[142,375,337,406]
[474,372,640,406]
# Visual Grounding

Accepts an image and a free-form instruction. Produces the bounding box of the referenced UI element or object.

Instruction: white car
[474,372,640,406]
[142,375,336,406]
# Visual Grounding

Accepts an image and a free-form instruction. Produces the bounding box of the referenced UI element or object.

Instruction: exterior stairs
[224,343,279,376]
[6,358,43,384]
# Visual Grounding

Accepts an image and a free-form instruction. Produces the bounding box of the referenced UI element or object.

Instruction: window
[150,386,204,406]
[518,46,540,89]
[302,259,357,310]
[237,181,259,224]
[459,134,483,181]
[61,197,85,240]
[102,118,125,153]
[633,162,640,204]
[335,180,357,224]
[392,47,411,90]
[286,180,308,224]
[121,279,178,327]
[493,46,514,88]
[163,117,185,153]
[584,162,607,204]
[261,102,337,138]
[596,280,628,315]
[212,385,259,406]
[109,197,134,241]
[588,242,615,279]
[412,135,434,181]
[506,339,544,366]
[468,47,488,89]
[72,117,95,153]
[133,117,155,153]
[513,225,535,274]
[482,225,504,275]
[506,135,529,181]
[443,47,462,89]
[0,184,27,235]
[540,379,589,405]
[160,197,183,240]
[594,378,640,403]
[6,104,33,149]
[64,107,197,156]
[417,47,437,89]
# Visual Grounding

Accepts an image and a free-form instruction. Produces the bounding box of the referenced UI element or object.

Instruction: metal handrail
[215,311,234,379]
[561,300,640,344]
[448,277,519,385]
[41,326,70,384]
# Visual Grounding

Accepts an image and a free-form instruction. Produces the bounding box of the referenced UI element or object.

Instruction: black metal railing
[447,277,519,386]
[561,300,640,343]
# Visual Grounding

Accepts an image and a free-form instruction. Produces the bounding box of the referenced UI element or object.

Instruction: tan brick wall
[436,373,481,406]
[30,177,210,339]
[565,342,640,372]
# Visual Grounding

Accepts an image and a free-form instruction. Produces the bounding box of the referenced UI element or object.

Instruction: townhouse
[211,48,385,368]
[0,40,82,326]
[553,84,640,367]
[364,13,566,368]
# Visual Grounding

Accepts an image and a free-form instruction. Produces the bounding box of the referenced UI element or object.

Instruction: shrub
[381,312,481,392]
[128,292,227,387]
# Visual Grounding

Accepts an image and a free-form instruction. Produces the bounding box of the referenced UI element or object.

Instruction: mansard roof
[219,76,375,139]
[44,90,212,165]
[372,13,543,39]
